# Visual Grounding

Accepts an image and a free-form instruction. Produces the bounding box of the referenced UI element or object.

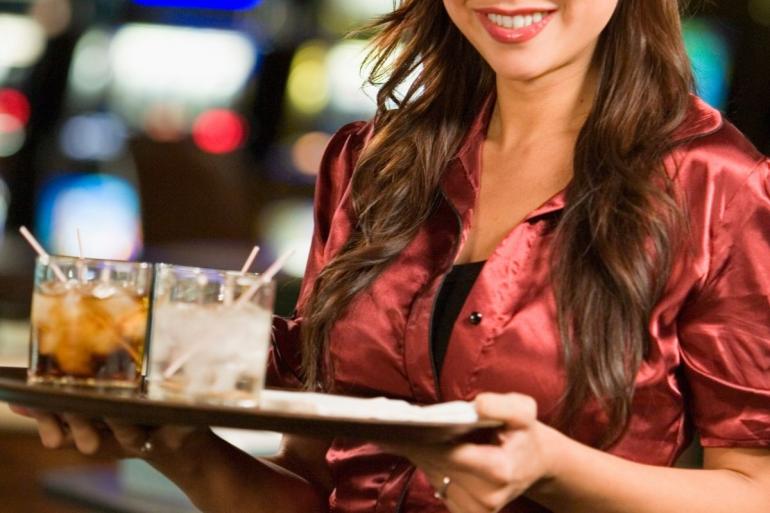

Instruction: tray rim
[0,366,502,443]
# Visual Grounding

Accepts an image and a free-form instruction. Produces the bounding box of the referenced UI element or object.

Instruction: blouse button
[469,312,483,325]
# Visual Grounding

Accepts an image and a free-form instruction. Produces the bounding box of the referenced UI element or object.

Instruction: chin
[488,59,555,83]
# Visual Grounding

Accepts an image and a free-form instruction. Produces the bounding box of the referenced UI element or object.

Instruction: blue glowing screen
[36,174,143,260]
[683,19,732,110]
[132,0,261,10]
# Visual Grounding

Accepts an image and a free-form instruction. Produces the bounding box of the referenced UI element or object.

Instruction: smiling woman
[13,1,770,513]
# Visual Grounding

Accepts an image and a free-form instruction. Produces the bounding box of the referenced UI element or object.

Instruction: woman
[13,0,770,512]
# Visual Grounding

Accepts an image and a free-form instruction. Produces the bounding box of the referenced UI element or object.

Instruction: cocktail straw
[240,245,260,274]
[235,248,295,307]
[76,228,84,259]
[76,228,87,284]
[163,247,294,379]
[19,226,67,282]
[224,245,262,306]
[163,249,294,379]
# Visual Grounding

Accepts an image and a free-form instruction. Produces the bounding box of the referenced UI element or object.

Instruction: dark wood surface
[0,430,114,513]
[0,367,501,443]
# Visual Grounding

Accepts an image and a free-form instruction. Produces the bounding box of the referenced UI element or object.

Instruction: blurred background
[0,0,768,511]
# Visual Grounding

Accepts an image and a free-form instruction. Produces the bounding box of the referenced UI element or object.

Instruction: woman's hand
[383,393,563,513]
[8,404,206,461]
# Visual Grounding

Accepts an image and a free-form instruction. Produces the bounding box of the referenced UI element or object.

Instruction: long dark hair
[301,0,693,446]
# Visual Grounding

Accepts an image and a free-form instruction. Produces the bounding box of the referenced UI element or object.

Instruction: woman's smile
[444,0,617,81]
[475,8,557,44]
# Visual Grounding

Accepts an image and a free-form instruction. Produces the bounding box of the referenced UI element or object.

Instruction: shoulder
[670,97,769,218]
[319,120,374,179]
[314,120,374,210]
[316,121,374,189]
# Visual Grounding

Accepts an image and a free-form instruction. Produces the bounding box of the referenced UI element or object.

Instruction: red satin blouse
[268,96,770,513]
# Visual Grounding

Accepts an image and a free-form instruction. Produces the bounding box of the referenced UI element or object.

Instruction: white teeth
[486,11,549,30]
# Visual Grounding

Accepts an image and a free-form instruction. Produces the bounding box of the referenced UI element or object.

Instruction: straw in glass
[224,245,260,305]
[162,248,292,379]
[235,248,294,307]
[19,226,67,282]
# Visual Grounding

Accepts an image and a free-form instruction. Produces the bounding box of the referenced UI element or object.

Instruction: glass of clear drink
[28,256,152,389]
[147,264,276,406]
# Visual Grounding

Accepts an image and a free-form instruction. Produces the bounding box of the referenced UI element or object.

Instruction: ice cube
[90,282,118,299]
[54,324,94,376]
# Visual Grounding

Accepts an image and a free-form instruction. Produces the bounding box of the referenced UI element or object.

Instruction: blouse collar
[443,93,725,222]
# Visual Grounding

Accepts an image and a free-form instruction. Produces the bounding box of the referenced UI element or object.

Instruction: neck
[488,60,599,150]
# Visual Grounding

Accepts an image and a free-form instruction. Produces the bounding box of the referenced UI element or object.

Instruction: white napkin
[260,390,479,424]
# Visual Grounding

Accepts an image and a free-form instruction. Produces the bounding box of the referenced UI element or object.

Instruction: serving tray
[0,367,501,443]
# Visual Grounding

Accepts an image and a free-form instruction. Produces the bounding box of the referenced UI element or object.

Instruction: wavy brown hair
[301,0,693,446]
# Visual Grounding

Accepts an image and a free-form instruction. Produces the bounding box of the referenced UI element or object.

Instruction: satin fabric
[268,96,770,513]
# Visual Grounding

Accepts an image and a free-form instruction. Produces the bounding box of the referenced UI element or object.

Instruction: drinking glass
[28,256,152,389]
[147,264,276,406]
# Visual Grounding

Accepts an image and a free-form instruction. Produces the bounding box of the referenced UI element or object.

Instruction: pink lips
[476,9,556,44]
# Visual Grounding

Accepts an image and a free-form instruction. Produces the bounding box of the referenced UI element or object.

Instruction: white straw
[163,346,197,380]
[239,245,260,274]
[76,228,87,284]
[165,248,293,378]
[224,245,262,306]
[235,249,294,307]
[19,226,67,282]
[76,228,84,259]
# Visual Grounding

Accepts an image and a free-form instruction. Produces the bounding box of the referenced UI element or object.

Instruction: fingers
[28,410,71,449]
[392,442,504,482]
[62,414,104,456]
[475,393,537,429]
[104,419,151,455]
[424,469,502,513]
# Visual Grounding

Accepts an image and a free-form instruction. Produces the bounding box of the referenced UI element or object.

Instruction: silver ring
[138,438,154,457]
[433,475,451,500]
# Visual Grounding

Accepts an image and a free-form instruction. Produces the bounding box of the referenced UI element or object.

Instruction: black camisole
[430,261,485,379]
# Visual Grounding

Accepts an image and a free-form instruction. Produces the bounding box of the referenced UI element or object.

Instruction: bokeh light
[0,114,26,157]
[327,40,378,116]
[0,14,46,69]
[59,112,128,161]
[291,131,332,176]
[142,102,187,142]
[749,0,770,26]
[36,173,143,260]
[286,41,330,117]
[192,109,248,154]
[683,19,732,110]
[68,29,113,104]
[319,0,395,34]
[286,38,418,120]
[0,89,31,126]
[29,0,73,38]
[260,200,314,278]
[110,24,257,131]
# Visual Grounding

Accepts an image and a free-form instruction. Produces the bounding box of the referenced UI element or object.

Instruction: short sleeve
[678,159,770,447]
[266,121,371,389]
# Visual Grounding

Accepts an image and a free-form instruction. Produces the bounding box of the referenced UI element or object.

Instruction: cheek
[562,0,619,39]
[442,0,471,33]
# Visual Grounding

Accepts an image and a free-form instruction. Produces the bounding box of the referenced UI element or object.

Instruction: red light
[0,114,23,134]
[0,89,31,126]
[192,109,247,154]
